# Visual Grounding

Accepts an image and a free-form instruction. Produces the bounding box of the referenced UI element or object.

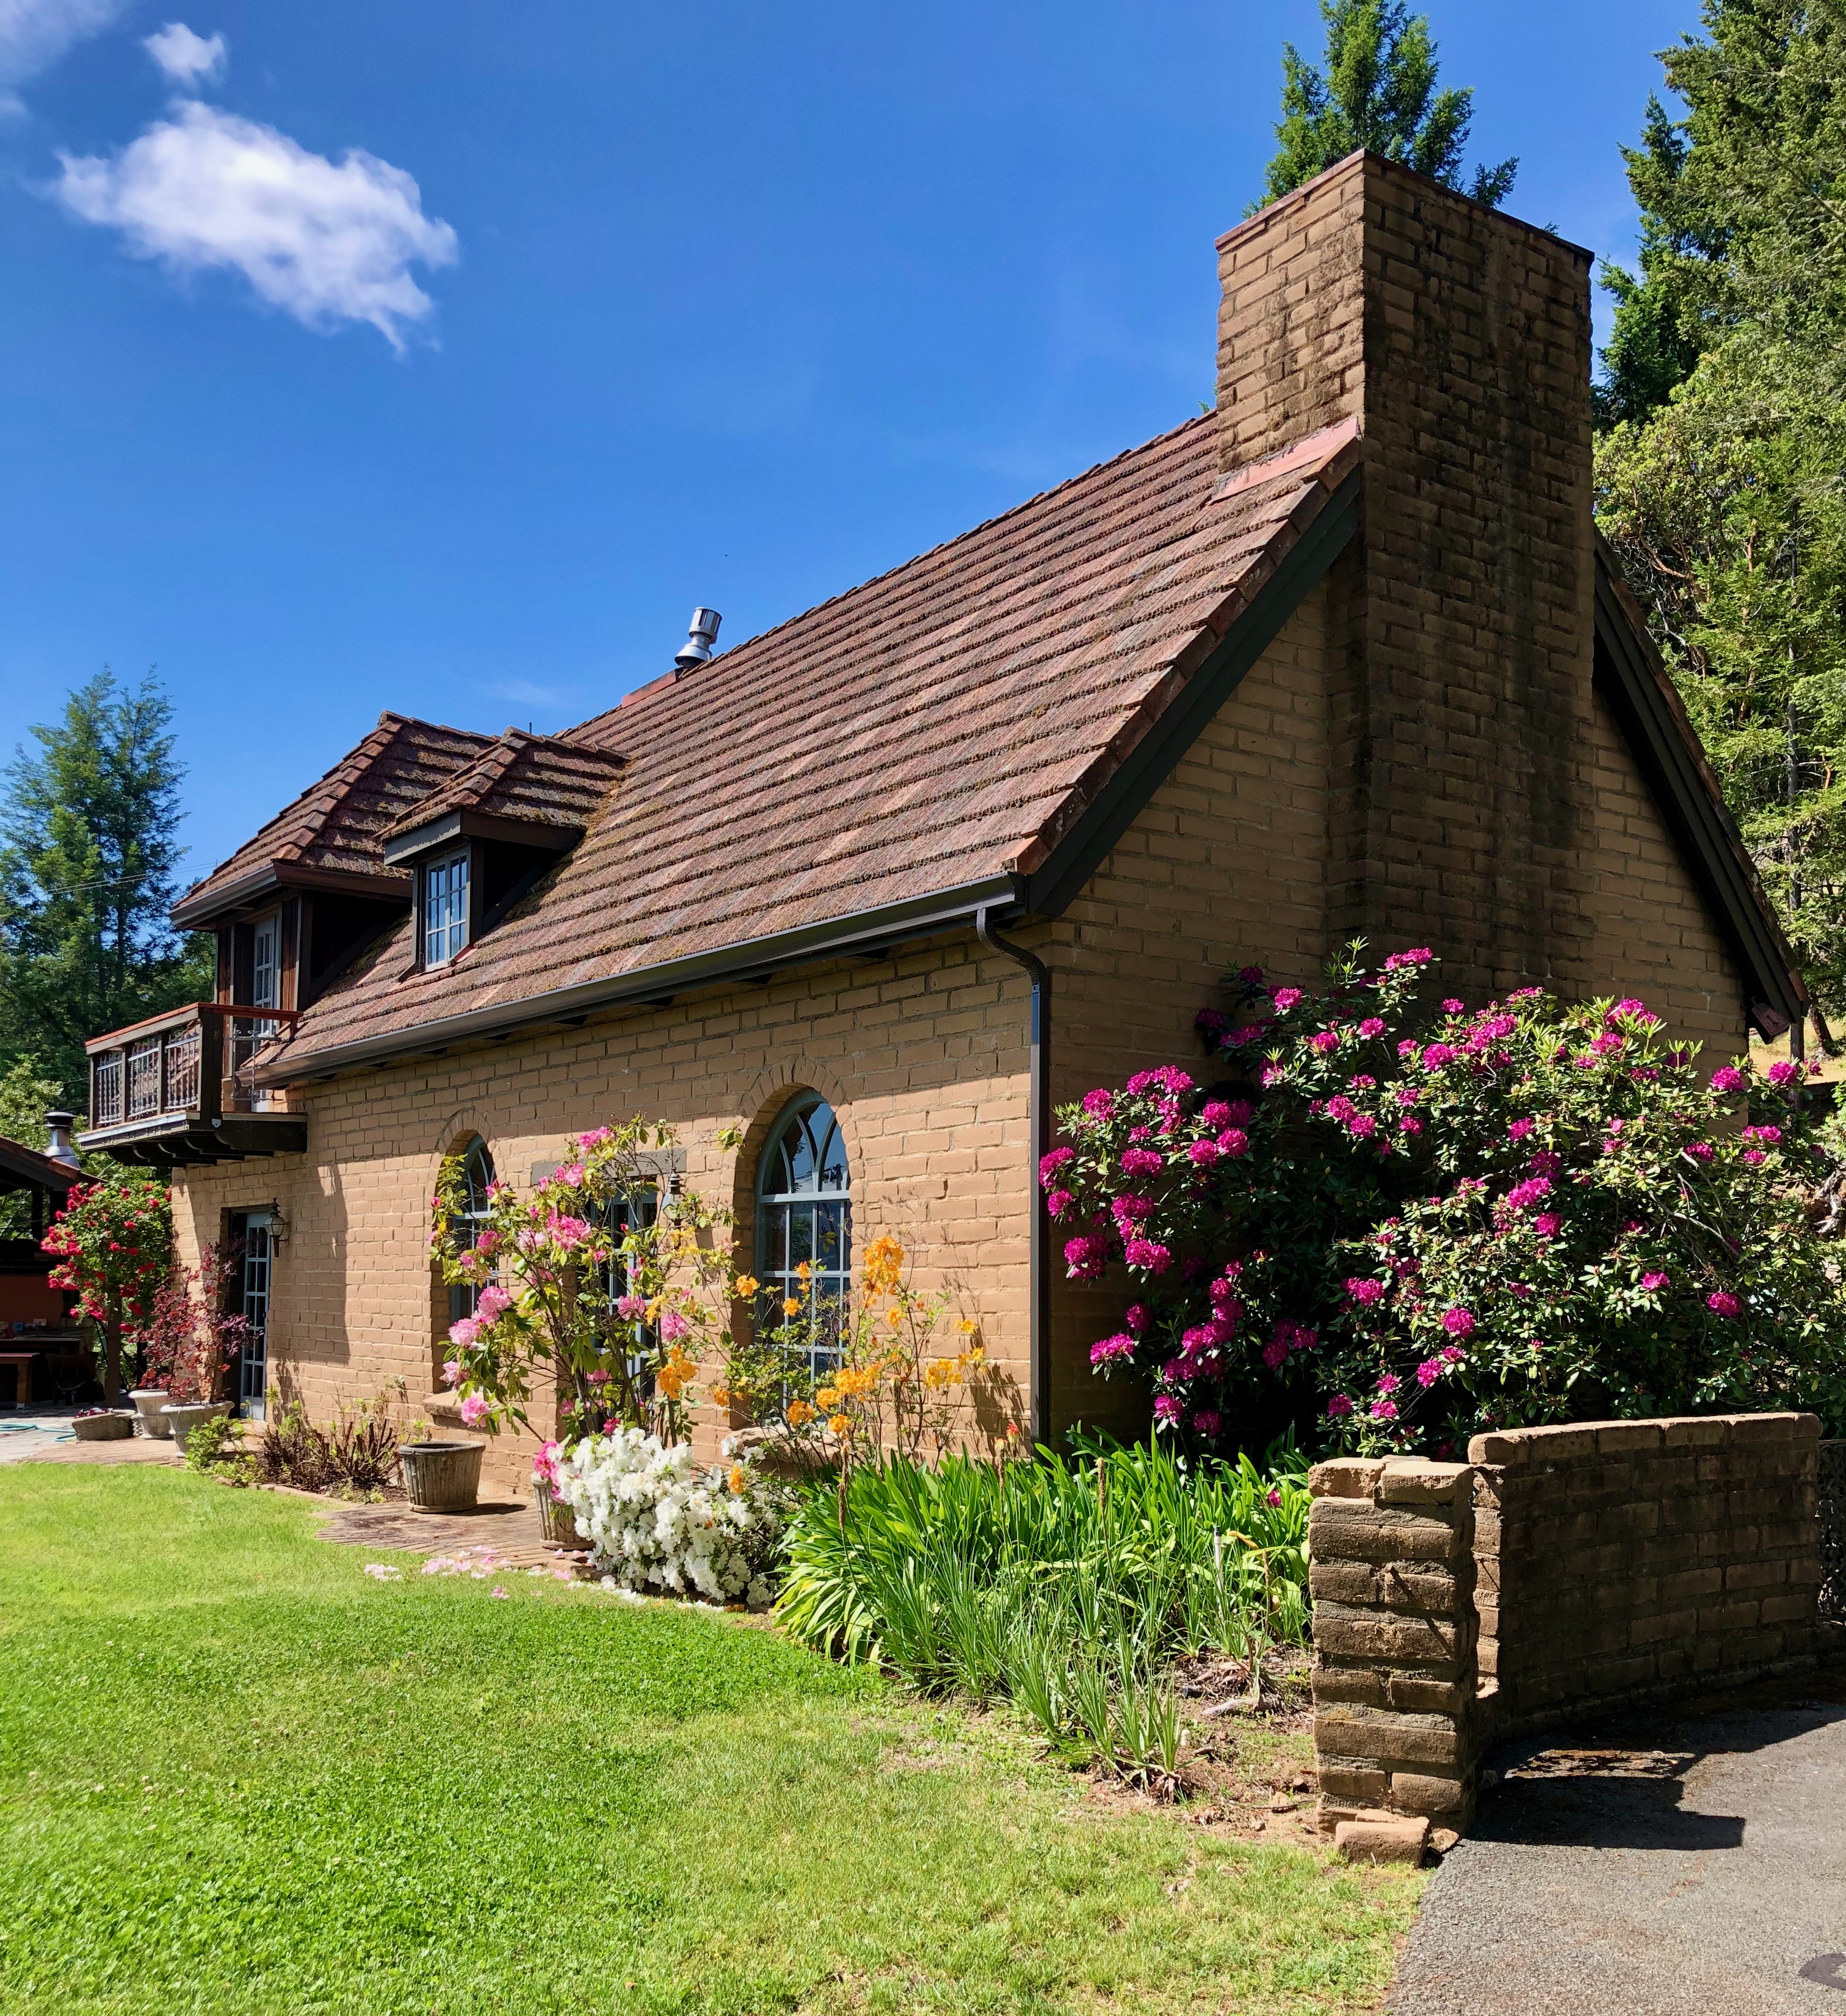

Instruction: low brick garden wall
[1309,1412,1833,1846]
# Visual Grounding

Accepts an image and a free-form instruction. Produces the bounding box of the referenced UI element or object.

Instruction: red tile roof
[380,730,626,847]
[174,714,496,926]
[257,413,1362,1072]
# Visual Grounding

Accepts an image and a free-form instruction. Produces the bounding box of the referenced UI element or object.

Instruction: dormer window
[422,850,471,968]
[379,728,624,974]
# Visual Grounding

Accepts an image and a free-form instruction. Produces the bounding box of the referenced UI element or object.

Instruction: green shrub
[1049,945,1846,1449]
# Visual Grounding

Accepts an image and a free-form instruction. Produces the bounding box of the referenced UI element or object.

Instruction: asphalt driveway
[1389,1664,1846,2015]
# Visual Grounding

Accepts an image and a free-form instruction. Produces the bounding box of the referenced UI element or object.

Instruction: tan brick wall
[1566,681,1745,1059]
[1474,1413,1826,1731]
[1044,588,1333,1434]
[172,936,1035,1492]
[1308,1417,1829,1843]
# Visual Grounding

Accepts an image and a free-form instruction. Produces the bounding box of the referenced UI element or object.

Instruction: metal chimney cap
[43,1110,81,1169]
[674,607,722,672]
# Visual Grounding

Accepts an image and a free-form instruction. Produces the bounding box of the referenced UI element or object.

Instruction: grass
[0,1464,1422,2015]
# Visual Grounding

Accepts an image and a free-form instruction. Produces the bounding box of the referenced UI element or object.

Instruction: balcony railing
[86,1003,300,1132]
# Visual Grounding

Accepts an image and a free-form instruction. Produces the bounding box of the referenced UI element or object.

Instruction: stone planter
[130,1389,173,1438]
[534,1481,581,1547]
[71,1411,135,1442]
[398,1440,483,1512]
[161,1401,233,1453]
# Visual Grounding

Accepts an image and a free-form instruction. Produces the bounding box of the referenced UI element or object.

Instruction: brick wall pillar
[1308,1454,1485,1836]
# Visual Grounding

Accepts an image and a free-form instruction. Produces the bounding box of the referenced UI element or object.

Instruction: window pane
[786,1116,817,1188]
[424,852,470,967]
[447,1137,494,1321]
[252,920,278,1010]
[755,1096,852,1385]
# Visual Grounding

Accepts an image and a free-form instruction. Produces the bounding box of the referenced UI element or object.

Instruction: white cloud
[0,0,125,111]
[54,101,459,347]
[143,21,224,89]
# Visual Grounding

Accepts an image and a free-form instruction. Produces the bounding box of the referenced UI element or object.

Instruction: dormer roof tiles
[173,714,496,928]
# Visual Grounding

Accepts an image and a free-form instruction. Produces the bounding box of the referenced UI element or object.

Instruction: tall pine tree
[1256,0,1516,211]
[0,671,213,1102]
[1596,2,1846,1016]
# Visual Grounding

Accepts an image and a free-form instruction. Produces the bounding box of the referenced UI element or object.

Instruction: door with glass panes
[228,1210,273,1419]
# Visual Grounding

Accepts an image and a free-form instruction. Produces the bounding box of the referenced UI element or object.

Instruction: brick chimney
[1215,151,1598,1000]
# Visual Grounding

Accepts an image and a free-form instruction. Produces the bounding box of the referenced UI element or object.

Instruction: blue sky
[2,0,1696,888]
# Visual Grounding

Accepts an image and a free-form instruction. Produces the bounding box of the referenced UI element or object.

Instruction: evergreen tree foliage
[1256,0,1517,211]
[1596,2,1846,1013]
[1596,1,1846,427]
[0,1053,70,1238]
[0,671,212,1103]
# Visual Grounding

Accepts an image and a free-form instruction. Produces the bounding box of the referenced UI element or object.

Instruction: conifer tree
[0,671,212,1102]
[1596,1,1846,1013]
[1256,0,1516,211]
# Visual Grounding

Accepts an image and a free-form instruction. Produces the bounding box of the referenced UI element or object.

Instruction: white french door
[233,1212,273,1420]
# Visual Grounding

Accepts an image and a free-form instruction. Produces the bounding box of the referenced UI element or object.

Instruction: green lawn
[0,1465,1421,2015]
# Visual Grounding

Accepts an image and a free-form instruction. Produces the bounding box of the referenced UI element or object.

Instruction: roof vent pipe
[43,1111,81,1170]
[674,607,722,672]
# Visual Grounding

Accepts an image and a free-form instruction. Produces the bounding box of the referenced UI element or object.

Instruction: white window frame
[422,848,471,969]
[250,914,279,1010]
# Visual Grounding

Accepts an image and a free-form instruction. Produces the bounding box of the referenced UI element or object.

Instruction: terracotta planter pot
[162,1401,233,1453]
[398,1440,483,1512]
[534,1482,581,1546]
[71,1412,135,1442]
[130,1389,173,1438]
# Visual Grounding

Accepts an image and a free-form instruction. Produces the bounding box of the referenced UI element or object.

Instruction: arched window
[756,1096,850,1369]
[447,1136,496,1326]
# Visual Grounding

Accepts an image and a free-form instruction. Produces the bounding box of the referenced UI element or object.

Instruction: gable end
[1023,469,1360,918]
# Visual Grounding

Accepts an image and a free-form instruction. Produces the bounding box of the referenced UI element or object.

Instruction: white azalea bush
[551,1427,789,1608]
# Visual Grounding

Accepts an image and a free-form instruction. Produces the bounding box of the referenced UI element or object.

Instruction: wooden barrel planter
[398,1440,483,1512]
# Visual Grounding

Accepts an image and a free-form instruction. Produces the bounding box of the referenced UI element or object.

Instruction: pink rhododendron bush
[1045,947,1846,1454]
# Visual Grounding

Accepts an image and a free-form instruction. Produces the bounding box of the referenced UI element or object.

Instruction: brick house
[80,153,1808,1489]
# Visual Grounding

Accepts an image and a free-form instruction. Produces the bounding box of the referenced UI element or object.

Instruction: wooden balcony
[80,1003,308,1166]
